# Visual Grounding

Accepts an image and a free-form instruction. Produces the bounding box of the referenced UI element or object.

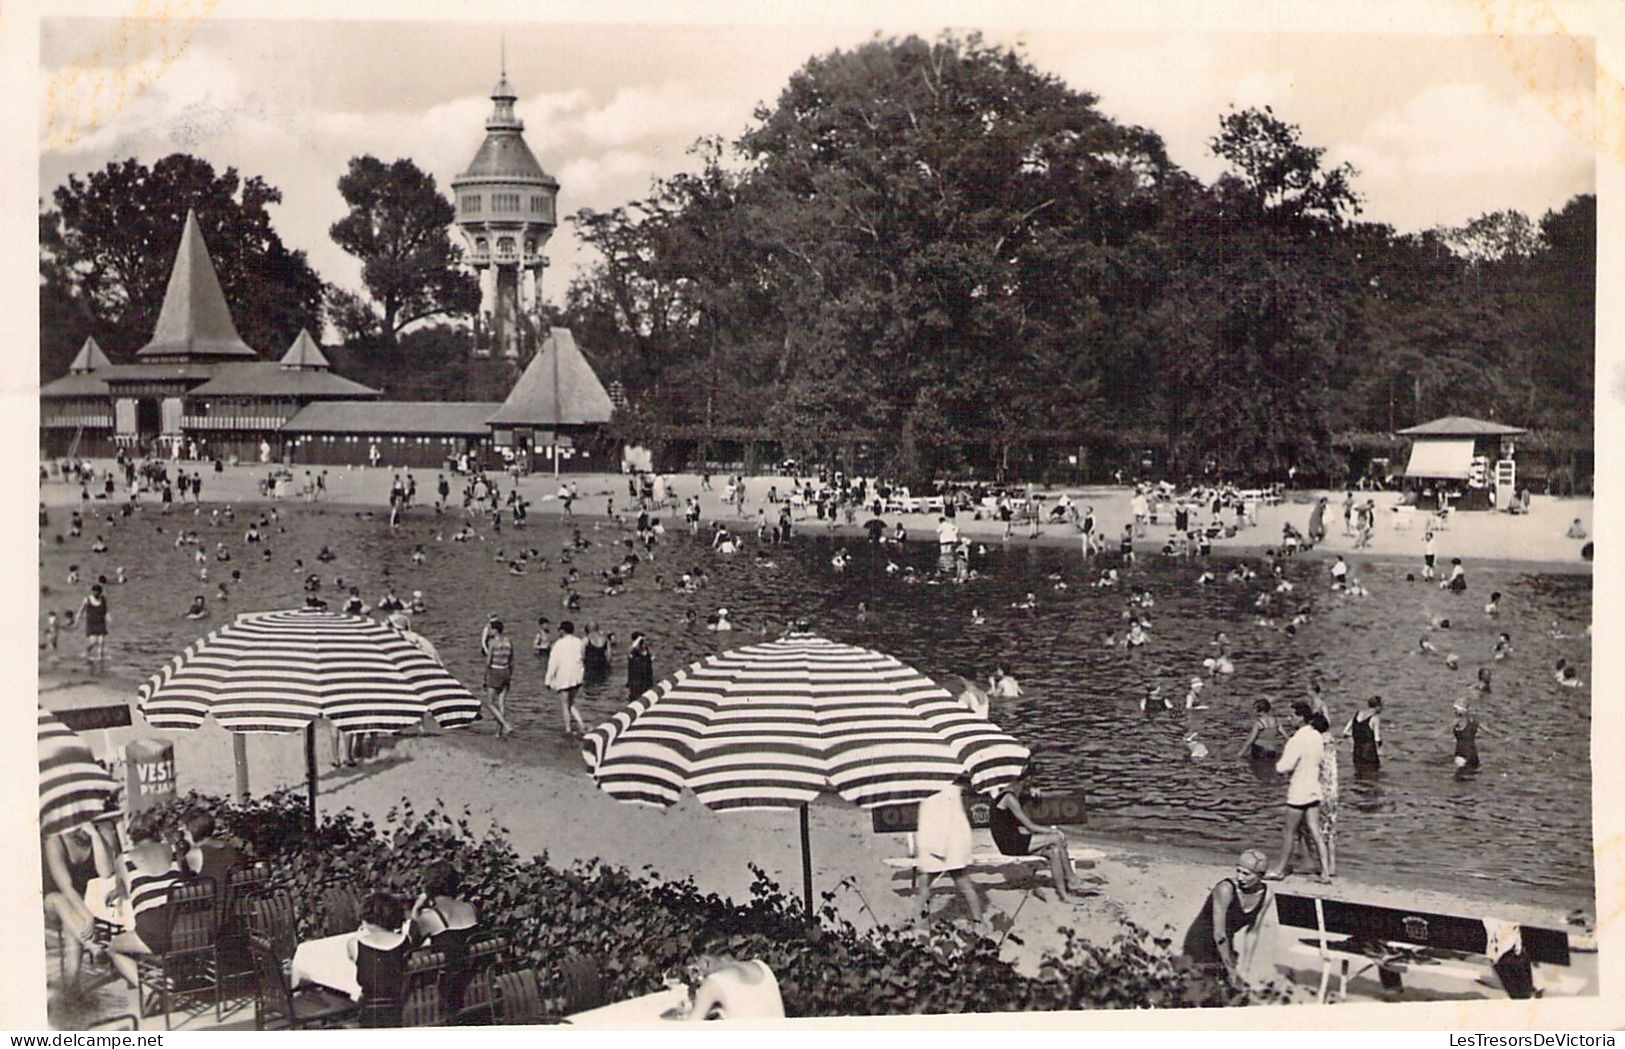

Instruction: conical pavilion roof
[68,336,111,373]
[279,329,331,370]
[136,210,258,361]
[487,327,614,427]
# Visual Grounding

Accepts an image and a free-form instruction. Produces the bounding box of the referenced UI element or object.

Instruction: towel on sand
[914,785,973,873]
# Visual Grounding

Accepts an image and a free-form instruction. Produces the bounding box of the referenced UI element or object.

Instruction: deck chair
[491,967,548,1025]
[558,953,605,1014]
[399,948,447,1028]
[248,934,354,1031]
[136,879,219,1028]
[319,885,361,937]
[453,963,499,1026]
[217,863,270,1009]
[247,891,298,961]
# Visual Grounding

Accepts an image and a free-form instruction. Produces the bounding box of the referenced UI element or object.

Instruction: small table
[290,934,361,1000]
[567,985,689,1025]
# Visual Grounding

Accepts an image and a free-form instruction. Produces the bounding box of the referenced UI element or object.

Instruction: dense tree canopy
[328,156,480,348]
[39,154,323,376]
[559,34,1594,482]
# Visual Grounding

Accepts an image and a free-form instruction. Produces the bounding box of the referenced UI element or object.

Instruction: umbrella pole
[800,804,814,919]
[304,723,318,833]
[233,734,250,802]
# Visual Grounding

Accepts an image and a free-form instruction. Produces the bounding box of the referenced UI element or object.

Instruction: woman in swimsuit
[105,814,182,988]
[409,862,479,1011]
[349,893,413,1027]
[1181,849,1271,985]
[990,768,1085,902]
[1344,697,1382,769]
[582,623,610,684]
[1452,701,1481,769]
[1236,699,1286,760]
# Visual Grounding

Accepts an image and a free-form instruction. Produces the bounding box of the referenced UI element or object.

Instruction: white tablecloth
[567,985,689,1025]
[290,933,361,999]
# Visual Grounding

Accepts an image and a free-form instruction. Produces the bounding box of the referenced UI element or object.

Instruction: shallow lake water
[40,502,1593,900]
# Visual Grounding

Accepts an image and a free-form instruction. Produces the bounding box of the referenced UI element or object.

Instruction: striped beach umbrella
[582,632,1030,912]
[137,608,478,826]
[38,707,119,839]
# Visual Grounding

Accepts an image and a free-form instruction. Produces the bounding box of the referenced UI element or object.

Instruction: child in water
[185,595,207,619]
[1493,633,1513,661]
[1484,591,1501,616]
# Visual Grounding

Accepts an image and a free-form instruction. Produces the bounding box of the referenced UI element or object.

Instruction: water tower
[451,62,559,360]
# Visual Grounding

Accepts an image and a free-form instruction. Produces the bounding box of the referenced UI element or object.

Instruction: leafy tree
[40,154,323,364]
[328,156,480,348]
[1209,105,1361,226]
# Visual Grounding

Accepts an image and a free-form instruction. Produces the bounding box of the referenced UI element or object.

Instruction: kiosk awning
[1405,439,1475,479]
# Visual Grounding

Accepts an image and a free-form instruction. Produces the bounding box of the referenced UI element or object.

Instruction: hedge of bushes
[154,790,1285,1017]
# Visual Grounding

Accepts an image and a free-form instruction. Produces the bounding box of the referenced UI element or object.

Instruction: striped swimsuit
[126,859,181,953]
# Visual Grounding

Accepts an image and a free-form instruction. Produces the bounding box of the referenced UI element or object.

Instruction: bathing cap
[1238,849,1269,873]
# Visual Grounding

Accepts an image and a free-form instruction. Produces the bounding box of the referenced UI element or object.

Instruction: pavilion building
[1397,415,1526,510]
[42,201,615,472]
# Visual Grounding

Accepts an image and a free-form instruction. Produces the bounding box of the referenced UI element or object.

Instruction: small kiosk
[1397,416,1526,511]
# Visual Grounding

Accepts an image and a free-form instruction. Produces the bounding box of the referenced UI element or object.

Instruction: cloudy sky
[38,14,1596,313]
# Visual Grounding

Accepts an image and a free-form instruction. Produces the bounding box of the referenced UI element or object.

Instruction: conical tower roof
[68,336,111,373]
[279,329,331,370]
[136,209,258,361]
[453,70,556,187]
[487,327,614,426]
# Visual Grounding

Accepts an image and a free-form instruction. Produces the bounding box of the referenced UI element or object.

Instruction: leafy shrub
[150,790,1286,1016]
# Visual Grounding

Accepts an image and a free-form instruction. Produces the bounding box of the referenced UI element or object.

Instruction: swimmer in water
[1484,591,1501,616]
[970,609,985,625]
[1183,731,1210,760]
[184,595,207,619]
[711,608,733,632]
[990,664,1022,699]
[1444,653,1460,670]
[1418,635,1438,655]
[1141,685,1170,712]
[1012,592,1037,610]
[1126,621,1148,649]
[1554,659,1581,687]
[1493,632,1512,660]
[1185,677,1209,710]
[856,601,868,621]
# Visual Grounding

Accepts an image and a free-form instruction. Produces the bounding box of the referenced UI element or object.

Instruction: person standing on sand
[1181,848,1271,986]
[1307,497,1327,547]
[546,620,588,736]
[1422,531,1437,580]
[480,619,514,739]
[1267,701,1330,883]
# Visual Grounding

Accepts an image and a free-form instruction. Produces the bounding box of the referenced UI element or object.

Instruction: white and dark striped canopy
[583,633,1030,812]
[38,708,119,839]
[137,608,479,733]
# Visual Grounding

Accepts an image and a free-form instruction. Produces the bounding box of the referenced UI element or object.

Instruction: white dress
[914,785,973,872]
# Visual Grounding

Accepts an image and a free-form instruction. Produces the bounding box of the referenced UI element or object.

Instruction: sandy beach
[40,461,1594,572]
[35,462,1599,1009]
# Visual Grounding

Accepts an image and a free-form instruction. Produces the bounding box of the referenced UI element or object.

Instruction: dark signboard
[870,790,1087,834]
[51,704,133,732]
